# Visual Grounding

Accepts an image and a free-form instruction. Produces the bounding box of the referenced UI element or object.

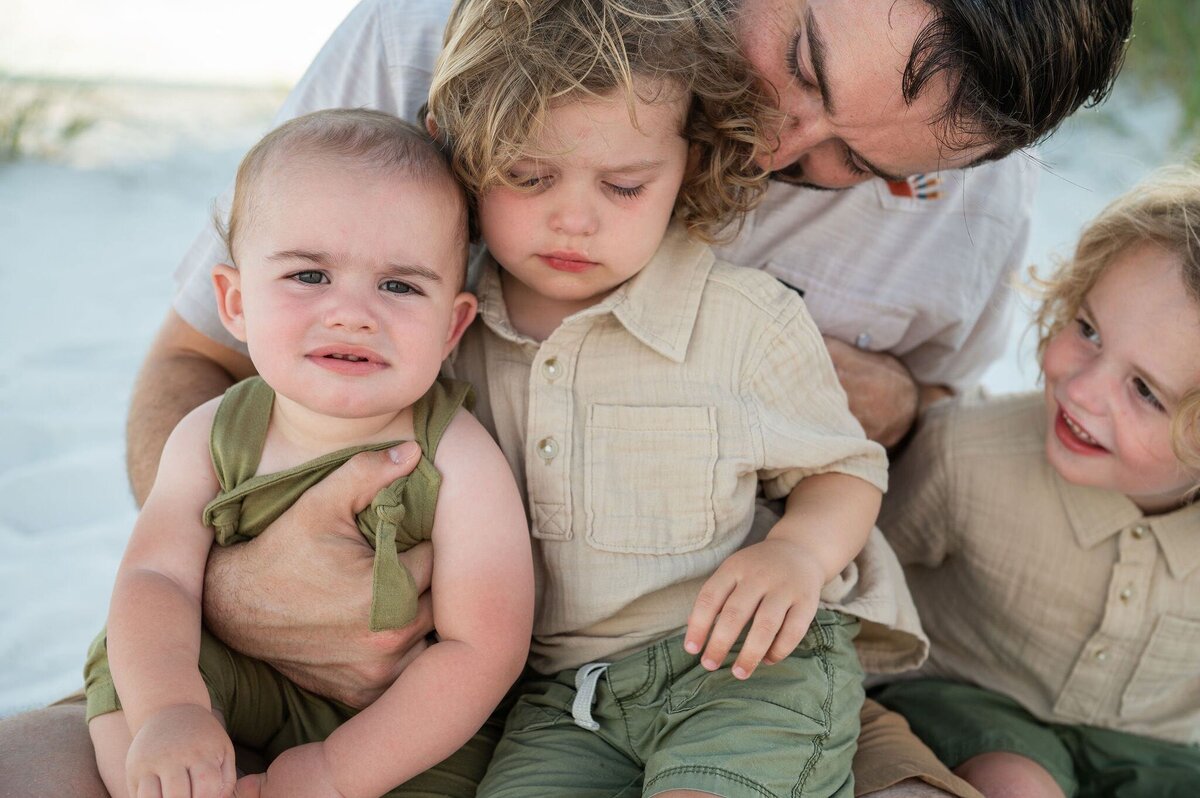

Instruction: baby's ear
[425,112,440,140]
[211,263,247,342]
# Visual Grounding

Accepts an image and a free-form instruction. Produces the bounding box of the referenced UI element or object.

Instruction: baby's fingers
[761,604,816,666]
[189,759,234,798]
[697,583,763,671]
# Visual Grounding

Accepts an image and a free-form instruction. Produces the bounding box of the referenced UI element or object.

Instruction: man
[0,1,1131,796]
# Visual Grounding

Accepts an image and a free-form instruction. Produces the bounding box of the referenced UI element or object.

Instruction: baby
[83,109,533,798]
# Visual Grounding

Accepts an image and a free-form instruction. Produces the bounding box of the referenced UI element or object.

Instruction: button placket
[526,335,579,541]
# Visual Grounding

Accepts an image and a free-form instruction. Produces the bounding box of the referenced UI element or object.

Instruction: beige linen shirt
[880,392,1200,745]
[446,224,929,675]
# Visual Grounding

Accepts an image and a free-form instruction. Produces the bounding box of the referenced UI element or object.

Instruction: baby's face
[222,160,473,421]
[1041,241,1200,513]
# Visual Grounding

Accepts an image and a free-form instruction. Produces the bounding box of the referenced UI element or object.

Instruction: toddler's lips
[308,345,387,374]
[539,252,597,273]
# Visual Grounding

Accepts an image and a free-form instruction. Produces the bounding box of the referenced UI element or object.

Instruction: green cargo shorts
[478,609,864,798]
[84,628,506,798]
[874,678,1200,798]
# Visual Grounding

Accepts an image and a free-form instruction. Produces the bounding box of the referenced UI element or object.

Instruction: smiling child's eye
[1076,317,1099,343]
[292,270,328,285]
[1132,377,1165,411]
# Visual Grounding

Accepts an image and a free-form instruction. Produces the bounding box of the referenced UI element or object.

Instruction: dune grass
[1123,0,1200,151]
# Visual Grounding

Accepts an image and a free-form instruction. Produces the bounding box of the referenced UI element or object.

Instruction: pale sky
[1,0,360,85]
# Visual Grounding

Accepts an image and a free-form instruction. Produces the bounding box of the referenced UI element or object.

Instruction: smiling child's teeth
[1064,413,1097,445]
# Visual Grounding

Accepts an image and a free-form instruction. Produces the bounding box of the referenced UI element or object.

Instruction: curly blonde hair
[426,0,771,243]
[1034,163,1200,471]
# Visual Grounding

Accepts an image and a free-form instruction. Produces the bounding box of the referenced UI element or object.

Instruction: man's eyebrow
[806,7,834,116]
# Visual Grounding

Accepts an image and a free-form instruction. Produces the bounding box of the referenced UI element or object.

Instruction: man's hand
[203,445,433,708]
[822,336,919,448]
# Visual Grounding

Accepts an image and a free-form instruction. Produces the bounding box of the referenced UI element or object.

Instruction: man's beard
[769,162,849,192]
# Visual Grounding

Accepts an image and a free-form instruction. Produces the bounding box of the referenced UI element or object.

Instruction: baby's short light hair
[1034,163,1200,470]
[427,0,771,243]
[218,108,469,287]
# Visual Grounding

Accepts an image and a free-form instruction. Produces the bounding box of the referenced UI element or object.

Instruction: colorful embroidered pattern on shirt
[887,174,943,201]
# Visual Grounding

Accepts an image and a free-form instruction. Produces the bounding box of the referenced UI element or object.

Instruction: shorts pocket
[1119,615,1200,726]
[584,404,717,554]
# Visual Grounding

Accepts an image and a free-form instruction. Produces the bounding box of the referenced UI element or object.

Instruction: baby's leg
[87,710,135,798]
[954,752,1065,798]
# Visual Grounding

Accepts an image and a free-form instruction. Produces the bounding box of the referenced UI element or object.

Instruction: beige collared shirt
[880,392,1200,745]
[446,224,930,675]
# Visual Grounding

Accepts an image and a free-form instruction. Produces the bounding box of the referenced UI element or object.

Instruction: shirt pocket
[1119,614,1200,724]
[584,404,718,554]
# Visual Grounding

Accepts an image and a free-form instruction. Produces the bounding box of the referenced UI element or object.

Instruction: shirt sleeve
[876,399,957,567]
[752,297,889,499]
[172,0,450,349]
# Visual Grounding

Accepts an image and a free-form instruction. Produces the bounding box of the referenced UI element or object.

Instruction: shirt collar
[473,222,714,363]
[1057,473,1200,579]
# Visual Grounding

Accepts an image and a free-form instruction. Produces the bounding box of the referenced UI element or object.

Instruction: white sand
[0,78,1188,717]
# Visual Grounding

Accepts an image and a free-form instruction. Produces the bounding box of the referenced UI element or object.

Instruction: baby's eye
[1132,377,1165,412]
[606,183,645,199]
[291,270,328,285]
[381,279,416,295]
[1075,317,1099,344]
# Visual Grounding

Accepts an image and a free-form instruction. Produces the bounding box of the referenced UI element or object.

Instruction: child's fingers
[233,774,264,798]
[221,745,238,798]
[730,594,793,679]
[699,583,763,671]
[761,604,816,666]
[135,773,164,798]
[684,570,736,656]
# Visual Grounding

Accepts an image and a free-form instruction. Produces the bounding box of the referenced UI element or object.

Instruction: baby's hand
[236,742,342,798]
[684,539,825,680]
[125,703,236,798]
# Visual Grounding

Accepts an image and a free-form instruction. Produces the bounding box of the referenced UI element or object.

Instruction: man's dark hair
[904,0,1133,158]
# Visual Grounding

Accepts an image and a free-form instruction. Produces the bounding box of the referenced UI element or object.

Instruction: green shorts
[478,609,864,798]
[84,628,506,798]
[874,679,1200,798]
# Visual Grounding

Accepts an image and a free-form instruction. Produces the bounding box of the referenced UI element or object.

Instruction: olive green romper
[83,375,471,761]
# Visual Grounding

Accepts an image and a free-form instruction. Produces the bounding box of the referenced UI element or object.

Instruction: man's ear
[442,292,478,356]
[212,263,248,343]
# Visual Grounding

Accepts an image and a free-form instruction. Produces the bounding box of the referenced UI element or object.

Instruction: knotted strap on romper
[201,376,473,631]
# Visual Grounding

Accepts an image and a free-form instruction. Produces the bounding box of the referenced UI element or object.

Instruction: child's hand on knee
[125,703,236,798]
[684,539,825,680]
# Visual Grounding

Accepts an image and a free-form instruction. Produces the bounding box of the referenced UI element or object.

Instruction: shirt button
[1131,524,1148,540]
[541,357,562,381]
[1119,587,1134,603]
[536,437,559,463]
[1094,648,1109,662]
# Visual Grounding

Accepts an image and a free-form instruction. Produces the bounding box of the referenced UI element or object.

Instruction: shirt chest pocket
[584,404,718,554]
[1119,614,1200,729]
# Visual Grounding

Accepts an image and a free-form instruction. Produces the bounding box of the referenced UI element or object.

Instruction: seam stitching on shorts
[792,627,835,797]
[646,764,775,797]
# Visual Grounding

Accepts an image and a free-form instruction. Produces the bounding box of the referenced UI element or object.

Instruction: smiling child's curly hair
[1034,164,1200,472]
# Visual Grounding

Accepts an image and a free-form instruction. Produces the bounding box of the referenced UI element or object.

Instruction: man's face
[736,0,992,189]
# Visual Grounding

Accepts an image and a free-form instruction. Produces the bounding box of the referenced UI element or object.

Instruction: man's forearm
[126,311,254,505]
